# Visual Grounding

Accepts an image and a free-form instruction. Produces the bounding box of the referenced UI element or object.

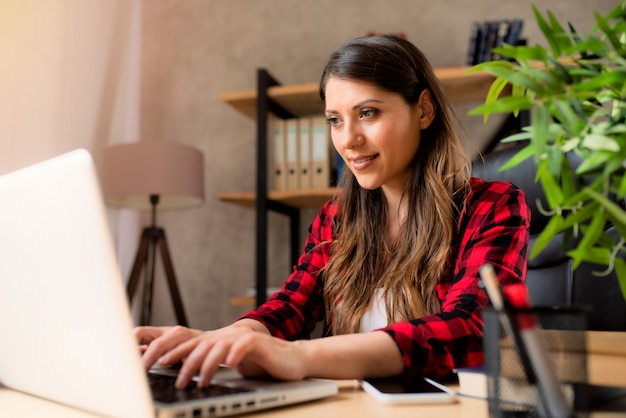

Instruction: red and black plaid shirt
[241,177,530,379]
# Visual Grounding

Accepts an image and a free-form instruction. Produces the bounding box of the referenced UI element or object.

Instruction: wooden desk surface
[0,381,487,418]
[241,380,488,418]
[3,378,626,418]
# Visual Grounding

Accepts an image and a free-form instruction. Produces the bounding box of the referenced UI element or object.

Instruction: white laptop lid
[0,149,155,418]
[0,149,338,418]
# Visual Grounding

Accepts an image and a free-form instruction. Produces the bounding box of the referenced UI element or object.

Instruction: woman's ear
[417,89,436,130]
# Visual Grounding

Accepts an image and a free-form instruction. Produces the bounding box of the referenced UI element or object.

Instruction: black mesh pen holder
[483,306,590,418]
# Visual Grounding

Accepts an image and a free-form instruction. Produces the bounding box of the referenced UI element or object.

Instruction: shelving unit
[219,67,497,307]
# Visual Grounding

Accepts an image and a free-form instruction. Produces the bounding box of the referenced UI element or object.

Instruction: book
[467,19,525,64]
[504,19,525,47]
[491,20,510,60]
[454,364,576,406]
[455,332,626,403]
[474,21,492,64]
[311,116,331,189]
[466,21,481,65]
[285,118,300,190]
[454,365,487,399]
[299,117,313,190]
[270,119,287,191]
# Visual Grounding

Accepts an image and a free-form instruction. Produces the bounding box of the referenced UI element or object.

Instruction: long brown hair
[319,35,471,334]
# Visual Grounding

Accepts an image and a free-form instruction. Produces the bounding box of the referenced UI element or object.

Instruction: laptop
[0,149,338,418]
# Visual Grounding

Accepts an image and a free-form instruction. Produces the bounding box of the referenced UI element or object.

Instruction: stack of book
[270,116,343,192]
[454,331,626,410]
[466,19,524,66]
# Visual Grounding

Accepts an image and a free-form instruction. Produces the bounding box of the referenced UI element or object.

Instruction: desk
[3,379,626,418]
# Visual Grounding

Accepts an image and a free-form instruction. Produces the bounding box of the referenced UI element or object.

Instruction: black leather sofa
[472,143,626,331]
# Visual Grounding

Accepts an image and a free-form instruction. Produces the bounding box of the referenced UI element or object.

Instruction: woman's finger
[141,326,197,370]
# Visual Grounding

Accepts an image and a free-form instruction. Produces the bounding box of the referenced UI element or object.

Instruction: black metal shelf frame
[254,68,301,307]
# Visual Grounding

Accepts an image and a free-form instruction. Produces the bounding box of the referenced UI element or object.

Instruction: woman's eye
[360,108,378,119]
[326,116,340,127]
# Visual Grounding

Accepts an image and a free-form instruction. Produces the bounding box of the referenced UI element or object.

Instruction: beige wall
[1,0,618,330]
[0,1,144,320]
[0,0,137,174]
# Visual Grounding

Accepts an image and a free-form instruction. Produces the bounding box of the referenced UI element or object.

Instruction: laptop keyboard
[148,373,252,404]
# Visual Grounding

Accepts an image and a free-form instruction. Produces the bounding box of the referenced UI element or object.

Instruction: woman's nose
[335,121,364,150]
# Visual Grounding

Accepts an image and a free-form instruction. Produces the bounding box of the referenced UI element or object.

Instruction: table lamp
[101,141,205,326]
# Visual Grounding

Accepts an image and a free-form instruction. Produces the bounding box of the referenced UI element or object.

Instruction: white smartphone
[361,376,457,405]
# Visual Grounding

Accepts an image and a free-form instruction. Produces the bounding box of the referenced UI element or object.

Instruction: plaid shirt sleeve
[238,200,338,340]
[241,178,530,379]
[380,178,530,378]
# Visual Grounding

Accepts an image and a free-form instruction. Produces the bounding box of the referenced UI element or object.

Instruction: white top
[360,289,389,332]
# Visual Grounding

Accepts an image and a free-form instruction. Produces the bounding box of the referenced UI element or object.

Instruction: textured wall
[141,0,619,329]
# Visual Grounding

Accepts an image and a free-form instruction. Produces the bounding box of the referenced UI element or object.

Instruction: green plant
[469,2,626,300]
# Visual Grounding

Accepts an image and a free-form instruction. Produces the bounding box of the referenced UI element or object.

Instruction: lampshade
[102,141,205,210]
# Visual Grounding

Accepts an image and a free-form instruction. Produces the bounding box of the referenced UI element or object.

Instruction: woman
[136,35,530,389]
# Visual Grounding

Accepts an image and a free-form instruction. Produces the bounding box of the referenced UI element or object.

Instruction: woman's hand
[164,324,310,388]
[134,325,203,367]
[135,324,406,388]
[134,320,311,389]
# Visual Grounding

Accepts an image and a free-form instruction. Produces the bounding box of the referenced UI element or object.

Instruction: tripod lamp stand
[101,141,205,326]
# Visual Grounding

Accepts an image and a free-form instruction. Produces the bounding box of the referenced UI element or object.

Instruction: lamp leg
[156,229,189,327]
[141,230,159,326]
[125,227,189,327]
[126,228,157,326]
[126,229,151,302]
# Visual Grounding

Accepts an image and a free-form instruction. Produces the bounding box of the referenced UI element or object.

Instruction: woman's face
[324,76,435,196]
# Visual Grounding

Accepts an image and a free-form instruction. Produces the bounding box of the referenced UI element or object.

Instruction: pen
[479,264,573,418]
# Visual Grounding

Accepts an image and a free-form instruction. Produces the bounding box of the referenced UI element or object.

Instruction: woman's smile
[348,153,379,170]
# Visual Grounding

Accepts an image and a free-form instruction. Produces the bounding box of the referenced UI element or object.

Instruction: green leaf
[585,188,626,227]
[595,11,623,53]
[551,100,583,136]
[561,201,600,229]
[546,146,563,178]
[567,245,612,267]
[533,5,562,56]
[547,10,574,53]
[481,77,511,123]
[575,71,626,92]
[576,151,612,175]
[500,144,535,170]
[559,155,578,198]
[618,172,626,198]
[491,45,550,62]
[500,130,533,143]
[579,211,607,247]
[614,258,626,301]
[468,95,533,116]
[467,60,514,74]
[537,160,564,208]
[484,66,544,93]
[532,106,551,157]
[562,176,605,207]
[569,211,609,268]
[531,214,564,258]
[568,38,610,58]
[581,134,621,152]
[548,57,574,85]
[518,65,566,93]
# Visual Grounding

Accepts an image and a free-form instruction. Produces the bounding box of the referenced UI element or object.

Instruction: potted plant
[469,1,626,301]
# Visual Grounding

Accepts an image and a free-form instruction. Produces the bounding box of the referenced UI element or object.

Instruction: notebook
[0,149,338,418]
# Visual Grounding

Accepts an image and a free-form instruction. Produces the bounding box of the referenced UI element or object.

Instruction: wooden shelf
[220,67,494,119]
[230,296,256,307]
[219,188,336,209]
